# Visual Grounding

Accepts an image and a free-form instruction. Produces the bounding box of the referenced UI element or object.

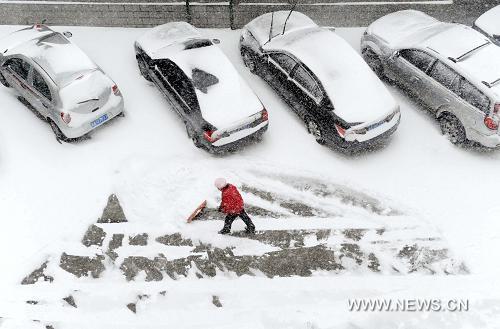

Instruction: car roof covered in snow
[245,11,317,46]
[422,26,500,98]
[159,41,262,128]
[420,24,491,60]
[451,44,500,98]
[264,26,396,123]
[1,25,98,87]
[135,22,202,59]
[474,5,500,36]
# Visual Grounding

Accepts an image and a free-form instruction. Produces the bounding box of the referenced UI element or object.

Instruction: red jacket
[220,184,244,214]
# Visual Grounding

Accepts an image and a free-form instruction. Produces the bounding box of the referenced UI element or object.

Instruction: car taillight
[60,112,71,124]
[261,109,268,121]
[484,116,499,130]
[203,130,220,143]
[334,124,346,137]
[112,85,121,96]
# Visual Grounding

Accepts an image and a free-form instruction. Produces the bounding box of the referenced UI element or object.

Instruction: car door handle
[410,76,421,82]
[443,98,451,103]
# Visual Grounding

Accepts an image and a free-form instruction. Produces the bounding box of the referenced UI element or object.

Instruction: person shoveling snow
[214,178,256,235]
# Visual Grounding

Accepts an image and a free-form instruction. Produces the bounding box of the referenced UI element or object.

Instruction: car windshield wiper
[449,41,490,63]
[77,98,99,104]
[482,78,500,88]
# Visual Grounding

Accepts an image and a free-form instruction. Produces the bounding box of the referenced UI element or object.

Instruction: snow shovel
[187,200,207,223]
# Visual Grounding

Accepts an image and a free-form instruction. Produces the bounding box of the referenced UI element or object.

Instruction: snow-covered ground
[0,25,499,328]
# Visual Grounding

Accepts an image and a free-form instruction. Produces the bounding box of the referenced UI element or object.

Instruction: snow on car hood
[173,45,262,128]
[0,26,53,55]
[245,11,317,46]
[475,5,500,37]
[266,28,396,124]
[367,10,440,47]
[59,69,113,111]
[135,22,201,59]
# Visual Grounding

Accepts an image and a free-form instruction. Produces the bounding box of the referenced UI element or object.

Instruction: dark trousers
[221,209,255,232]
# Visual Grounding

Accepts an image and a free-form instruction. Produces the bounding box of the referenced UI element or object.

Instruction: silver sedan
[362,10,500,148]
[0,24,124,142]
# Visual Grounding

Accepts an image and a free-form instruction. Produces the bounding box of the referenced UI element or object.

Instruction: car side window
[157,61,198,113]
[6,58,30,80]
[293,65,323,101]
[270,53,297,74]
[428,61,460,92]
[32,69,52,101]
[400,49,435,73]
[459,78,490,114]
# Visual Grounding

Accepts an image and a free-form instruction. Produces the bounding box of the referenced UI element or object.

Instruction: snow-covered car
[362,10,500,148]
[473,5,500,46]
[0,24,124,142]
[134,22,269,153]
[239,11,400,151]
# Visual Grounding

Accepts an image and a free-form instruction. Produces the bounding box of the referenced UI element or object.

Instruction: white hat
[214,177,227,189]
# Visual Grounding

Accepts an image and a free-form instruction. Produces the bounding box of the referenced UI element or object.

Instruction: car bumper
[328,116,400,152]
[59,97,124,139]
[467,128,500,148]
[345,111,401,143]
[207,121,268,153]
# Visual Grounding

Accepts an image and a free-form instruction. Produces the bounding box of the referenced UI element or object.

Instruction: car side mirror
[389,50,400,60]
[63,31,73,38]
[212,38,221,45]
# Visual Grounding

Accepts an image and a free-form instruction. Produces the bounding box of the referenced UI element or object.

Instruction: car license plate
[368,121,384,130]
[90,114,108,128]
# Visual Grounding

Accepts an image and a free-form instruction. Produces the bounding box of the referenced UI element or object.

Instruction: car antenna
[265,11,275,45]
[282,2,298,35]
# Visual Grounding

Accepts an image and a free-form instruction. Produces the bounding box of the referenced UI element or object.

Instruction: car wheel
[137,56,152,82]
[186,124,203,148]
[241,48,259,74]
[362,48,384,77]
[0,72,10,87]
[306,117,326,145]
[50,120,69,142]
[439,113,466,145]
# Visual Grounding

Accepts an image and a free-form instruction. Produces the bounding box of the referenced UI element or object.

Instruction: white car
[0,24,124,142]
[239,11,400,152]
[473,5,500,46]
[134,22,269,153]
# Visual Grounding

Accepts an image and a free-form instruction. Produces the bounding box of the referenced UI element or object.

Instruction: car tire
[241,48,259,74]
[49,120,69,142]
[0,72,10,87]
[137,56,152,82]
[439,113,466,145]
[306,117,326,145]
[186,123,203,148]
[362,48,384,78]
